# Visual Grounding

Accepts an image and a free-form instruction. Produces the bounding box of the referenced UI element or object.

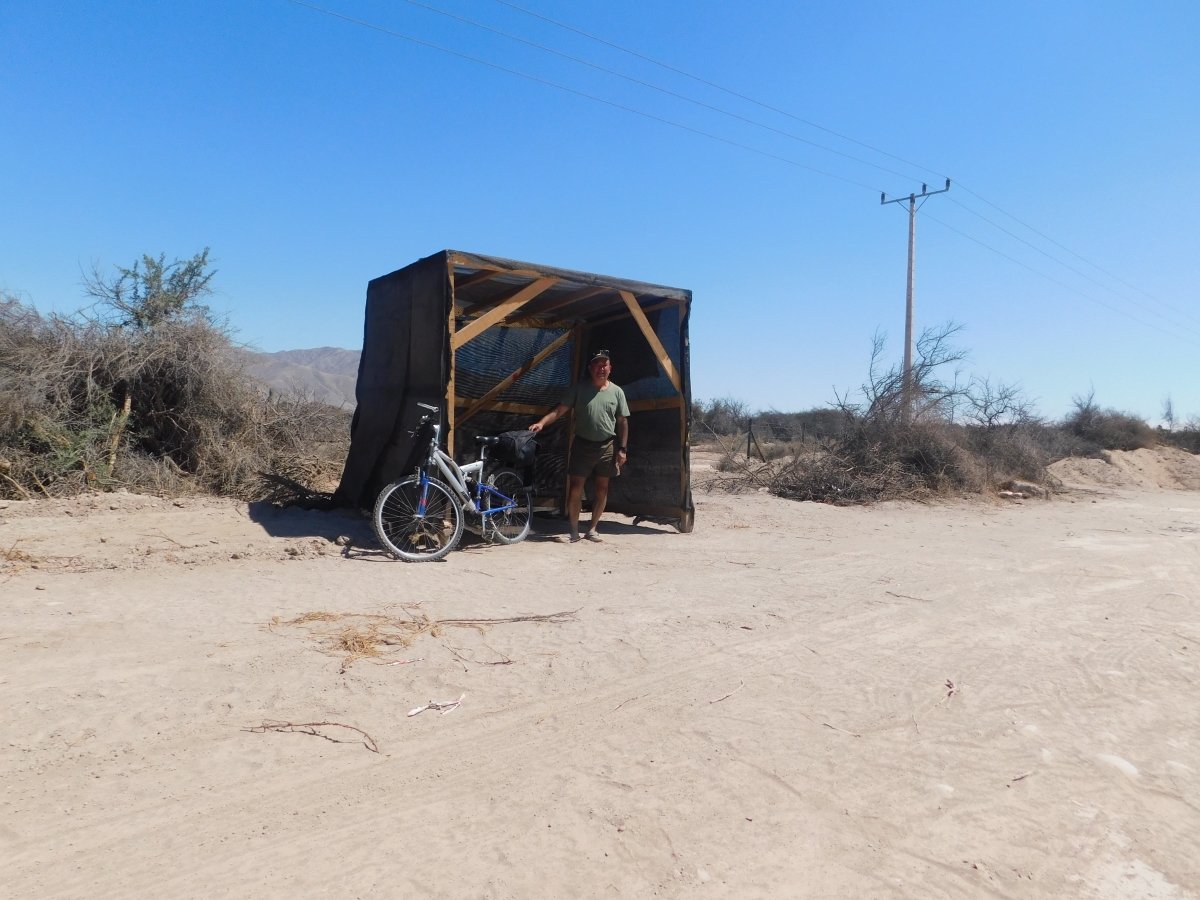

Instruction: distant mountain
[243,347,361,409]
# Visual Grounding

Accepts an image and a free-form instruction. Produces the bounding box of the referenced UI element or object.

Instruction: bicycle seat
[475,436,501,446]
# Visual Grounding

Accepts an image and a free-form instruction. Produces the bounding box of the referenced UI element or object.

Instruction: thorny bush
[705,324,1059,504]
[0,254,349,501]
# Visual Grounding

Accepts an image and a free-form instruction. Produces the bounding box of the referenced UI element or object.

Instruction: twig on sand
[912,713,920,734]
[612,696,640,712]
[823,723,862,737]
[433,611,579,627]
[1011,771,1033,782]
[886,590,927,602]
[409,694,465,717]
[446,644,513,666]
[710,679,745,704]
[245,720,379,753]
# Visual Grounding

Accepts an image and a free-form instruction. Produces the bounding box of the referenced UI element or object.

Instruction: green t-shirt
[560,381,630,442]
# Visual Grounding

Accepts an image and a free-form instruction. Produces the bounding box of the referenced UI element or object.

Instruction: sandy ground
[2,451,1199,899]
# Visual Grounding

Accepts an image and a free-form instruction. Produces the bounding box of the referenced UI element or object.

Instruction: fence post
[746,418,752,459]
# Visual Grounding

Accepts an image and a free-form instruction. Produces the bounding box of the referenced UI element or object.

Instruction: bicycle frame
[415,420,521,519]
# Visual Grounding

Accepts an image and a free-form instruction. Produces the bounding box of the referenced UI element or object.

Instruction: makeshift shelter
[335,250,694,532]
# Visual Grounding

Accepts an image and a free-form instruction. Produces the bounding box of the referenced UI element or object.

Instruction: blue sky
[2,0,1197,419]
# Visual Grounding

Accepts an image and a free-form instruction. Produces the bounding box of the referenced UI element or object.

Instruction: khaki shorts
[568,437,620,478]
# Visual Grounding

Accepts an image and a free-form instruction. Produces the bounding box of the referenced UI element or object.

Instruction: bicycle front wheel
[373,475,464,562]
[483,468,533,545]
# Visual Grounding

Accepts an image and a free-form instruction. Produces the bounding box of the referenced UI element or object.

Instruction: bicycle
[372,403,533,562]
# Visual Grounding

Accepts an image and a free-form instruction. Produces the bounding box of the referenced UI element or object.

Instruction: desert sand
[2,449,1199,898]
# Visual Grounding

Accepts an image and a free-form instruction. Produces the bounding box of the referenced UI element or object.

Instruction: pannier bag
[496,430,539,466]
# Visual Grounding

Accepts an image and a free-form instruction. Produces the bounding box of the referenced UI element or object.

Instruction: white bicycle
[372,403,533,562]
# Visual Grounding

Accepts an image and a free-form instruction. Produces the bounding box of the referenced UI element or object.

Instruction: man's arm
[529,404,569,434]
[615,416,628,466]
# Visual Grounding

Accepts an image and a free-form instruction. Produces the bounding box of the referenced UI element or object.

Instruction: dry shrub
[769,325,999,504]
[1062,389,1156,453]
[771,419,984,503]
[691,397,749,436]
[709,325,1051,505]
[0,280,350,501]
[1161,428,1200,455]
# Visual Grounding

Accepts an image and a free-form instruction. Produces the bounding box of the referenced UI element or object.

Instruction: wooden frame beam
[510,285,610,322]
[585,297,682,328]
[454,398,549,417]
[456,329,575,427]
[619,290,683,394]
[542,293,629,325]
[452,277,558,350]
[458,270,549,316]
[628,396,683,412]
[452,268,504,294]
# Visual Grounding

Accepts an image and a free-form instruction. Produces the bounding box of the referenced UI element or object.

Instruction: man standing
[529,350,629,543]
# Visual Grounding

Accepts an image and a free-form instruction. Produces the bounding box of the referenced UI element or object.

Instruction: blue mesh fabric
[617,304,681,402]
[456,326,573,407]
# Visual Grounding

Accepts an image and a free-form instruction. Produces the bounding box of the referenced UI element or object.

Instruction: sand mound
[1049,445,1200,490]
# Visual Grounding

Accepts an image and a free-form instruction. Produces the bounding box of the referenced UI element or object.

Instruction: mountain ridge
[243,347,361,408]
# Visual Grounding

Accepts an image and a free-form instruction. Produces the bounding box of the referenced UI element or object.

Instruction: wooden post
[564,323,583,514]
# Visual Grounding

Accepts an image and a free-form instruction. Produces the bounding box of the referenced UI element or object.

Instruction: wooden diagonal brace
[512,285,609,322]
[452,278,558,350]
[619,290,682,394]
[456,328,575,426]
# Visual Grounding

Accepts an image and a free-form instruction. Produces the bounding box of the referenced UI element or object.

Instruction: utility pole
[881,178,950,423]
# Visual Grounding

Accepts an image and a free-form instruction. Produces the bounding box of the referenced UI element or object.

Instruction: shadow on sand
[244,504,675,563]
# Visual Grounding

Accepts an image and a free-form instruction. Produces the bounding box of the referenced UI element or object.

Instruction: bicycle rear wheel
[373,475,463,562]
[483,468,533,544]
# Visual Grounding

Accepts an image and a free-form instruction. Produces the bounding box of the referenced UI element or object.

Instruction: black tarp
[334,250,694,530]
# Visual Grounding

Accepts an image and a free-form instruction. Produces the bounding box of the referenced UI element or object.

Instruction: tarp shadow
[247,502,375,543]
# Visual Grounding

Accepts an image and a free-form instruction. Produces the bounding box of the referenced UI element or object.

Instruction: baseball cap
[588,349,611,364]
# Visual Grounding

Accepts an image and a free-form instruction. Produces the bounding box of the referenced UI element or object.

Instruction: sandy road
[2,479,1198,898]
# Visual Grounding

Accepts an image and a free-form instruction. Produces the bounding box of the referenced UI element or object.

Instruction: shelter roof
[446,250,690,328]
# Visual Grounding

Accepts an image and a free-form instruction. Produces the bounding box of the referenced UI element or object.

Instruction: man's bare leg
[565,475,586,540]
[587,476,610,539]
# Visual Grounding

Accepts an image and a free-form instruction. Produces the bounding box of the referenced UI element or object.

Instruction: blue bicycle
[372,403,533,562]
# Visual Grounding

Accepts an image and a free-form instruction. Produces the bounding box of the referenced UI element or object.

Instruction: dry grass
[275,608,578,667]
[0,293,350,502]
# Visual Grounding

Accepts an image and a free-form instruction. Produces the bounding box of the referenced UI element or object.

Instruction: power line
[954,184,1200,327]
[915,208,1200,349]
[285,0,1195,347]
[490,0,1194,333]
[489,0,948,180]
[281,0,885,192]
[947,196,1200,333]
[396,0,926,185]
